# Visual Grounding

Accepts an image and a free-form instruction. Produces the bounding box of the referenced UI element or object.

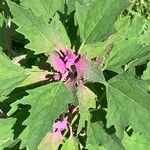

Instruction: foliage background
[0,0,150,150]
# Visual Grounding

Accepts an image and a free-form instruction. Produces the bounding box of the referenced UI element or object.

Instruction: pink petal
[51,52,66,73]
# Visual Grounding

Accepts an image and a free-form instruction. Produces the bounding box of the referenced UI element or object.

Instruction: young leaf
[61,134,79,150]
[14,82,75,150]
[84,62,106,84]
[81,42,105,59]
[75,0,128,45]
[38,132,63,150]
[0,54,29,96]
[77,84,96,132]
[7,1,70,54]
[106,71,150,139]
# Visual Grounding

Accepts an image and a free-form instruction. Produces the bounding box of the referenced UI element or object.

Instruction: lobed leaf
[142,61,150,80]
[20,0,63,22]
[104,16,150,73]
[0,118,16,149]
[139,20,150,45]
[77,84,96,132]
[0,54,29,96]
[13,82,75,150]
[86,114,124,150]
[106,71,150,139]
[38,132,63,150]
[7,1,70,54]
[123,132,150,150]
[61,134,79,150]
[84,62,106,84]
[0,13,6,50]
[75,0,128,49]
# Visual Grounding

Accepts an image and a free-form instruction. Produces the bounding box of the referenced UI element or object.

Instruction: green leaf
[106,71,150,139]
[104,40,150,73]
[75,0,128,45]
[7,1,70,54]
[66,0,93,14]
[85,62,106,84]
[123,132,150,150]
[14,82,75,150]
[0,13,6,50]
[20,0,63,22]
[140,20,150,45]
[0,118,16,149]
[125,16,144,40]
[77,84,96,132]
[98,146,105,150]
[0,54,29,96]
[124,51,150,71]
[0,95,6,102]
[65,0,83,14]
[142,61,150,80]
[0,47,5,57]
[18,67,50,87]
[81,42,105,59]
[86,114,124,150]
[112,15,144,43]
[104,16,150,73]
[61,134,79,150]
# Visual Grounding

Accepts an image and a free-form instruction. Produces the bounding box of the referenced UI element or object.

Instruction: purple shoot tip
[50,48,88,83]
[53,117,68,133]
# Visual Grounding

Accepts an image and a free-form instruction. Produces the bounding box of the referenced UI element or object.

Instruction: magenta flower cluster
[51,48,88,82]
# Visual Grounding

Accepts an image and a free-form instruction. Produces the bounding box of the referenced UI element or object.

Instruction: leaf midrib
[12,4,52,47]
[83,0,116,45]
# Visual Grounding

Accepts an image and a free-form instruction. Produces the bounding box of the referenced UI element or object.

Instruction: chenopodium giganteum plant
[0,0,150,149]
